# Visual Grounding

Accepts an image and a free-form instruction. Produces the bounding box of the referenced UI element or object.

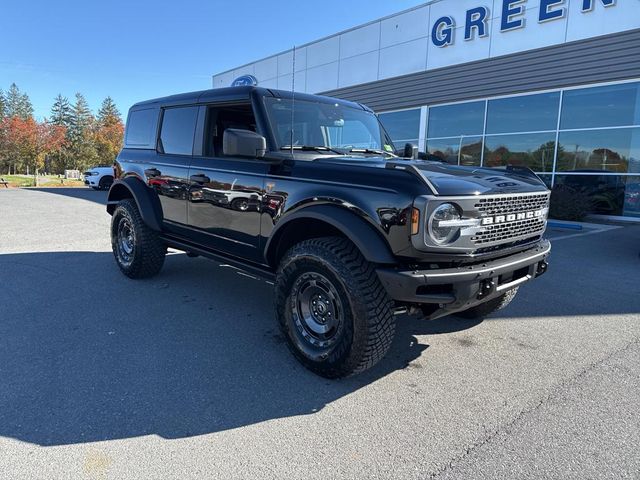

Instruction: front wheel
[275,237,395,378]
[111,199,166,279]
[456,287,519,319]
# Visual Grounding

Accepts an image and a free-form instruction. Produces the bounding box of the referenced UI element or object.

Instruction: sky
[0,0,427,120]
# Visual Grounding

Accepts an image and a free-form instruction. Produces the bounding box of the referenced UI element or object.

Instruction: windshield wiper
[280,145,346,155]
[348,148,397,158]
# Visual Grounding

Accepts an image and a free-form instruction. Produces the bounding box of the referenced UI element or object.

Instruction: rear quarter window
[124,108,158,149]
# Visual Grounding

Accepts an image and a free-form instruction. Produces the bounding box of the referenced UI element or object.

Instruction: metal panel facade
[323,28,640,111]
[212,0,640,93]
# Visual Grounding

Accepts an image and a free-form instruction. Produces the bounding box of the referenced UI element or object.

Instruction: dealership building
[213,0,640,219]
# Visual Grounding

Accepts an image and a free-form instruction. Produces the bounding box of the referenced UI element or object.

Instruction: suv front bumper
[377,240,550,318]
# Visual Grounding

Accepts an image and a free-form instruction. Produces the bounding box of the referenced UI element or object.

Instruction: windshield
[263,97,395,154]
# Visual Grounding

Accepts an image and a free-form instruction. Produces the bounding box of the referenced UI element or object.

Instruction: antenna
[290,45,296,157]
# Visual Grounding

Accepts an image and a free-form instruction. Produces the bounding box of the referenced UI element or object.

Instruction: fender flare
[265,204,397,265]
[106,177,163,231]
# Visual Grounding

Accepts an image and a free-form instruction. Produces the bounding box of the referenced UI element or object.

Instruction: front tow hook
[477,279,496,299]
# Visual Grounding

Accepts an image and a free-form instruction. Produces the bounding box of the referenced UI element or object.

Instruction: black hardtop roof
[130,86,370,112]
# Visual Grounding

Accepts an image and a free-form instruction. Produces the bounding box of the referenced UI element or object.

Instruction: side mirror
[223,129,267,158]
[403,143,419,160]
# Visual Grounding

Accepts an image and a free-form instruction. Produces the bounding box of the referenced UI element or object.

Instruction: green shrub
[549,185,593,221]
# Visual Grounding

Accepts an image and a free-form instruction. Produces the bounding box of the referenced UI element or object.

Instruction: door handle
[144,168,161,177]
[190,174,210,184]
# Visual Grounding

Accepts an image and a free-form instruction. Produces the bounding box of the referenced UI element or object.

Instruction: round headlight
[429,203,461,244]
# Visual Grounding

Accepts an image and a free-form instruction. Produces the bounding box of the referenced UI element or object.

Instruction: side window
[203,104,257,157]
[159,106,199,155]
[125,108,157,149]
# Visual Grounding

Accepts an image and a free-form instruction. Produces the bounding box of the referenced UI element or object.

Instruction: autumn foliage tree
[0,84,124,175]
[94,97,124,166]
[0,117,67,176]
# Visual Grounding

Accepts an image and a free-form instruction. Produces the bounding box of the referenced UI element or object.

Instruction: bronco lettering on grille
[481,209,544,226]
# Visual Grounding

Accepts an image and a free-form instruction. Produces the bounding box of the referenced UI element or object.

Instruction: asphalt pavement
[0,187,638,479]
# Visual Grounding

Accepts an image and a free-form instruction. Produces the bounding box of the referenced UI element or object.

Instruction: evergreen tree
[0,89,6,119]
[69,92,93,140]
[18,93,34,119]
[50,94,72,126]
[97,97,121,127]
[4,84,33,120]
[5,83,22,118]
[68,93,97,170]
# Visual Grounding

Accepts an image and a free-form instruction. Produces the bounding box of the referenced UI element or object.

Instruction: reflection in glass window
[561,82,640,129]
[483,134,556,172]
[426,136,482,166]
[537,174,553,189]
[556,128,640,173]
[378,109,420,146]
[427,101,485,138]
[486,92,559,134]
[553,174,629,216]
[623,178,640,217]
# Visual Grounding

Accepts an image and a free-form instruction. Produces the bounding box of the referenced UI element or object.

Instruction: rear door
[148,105,199,227]
[187,103,268,263]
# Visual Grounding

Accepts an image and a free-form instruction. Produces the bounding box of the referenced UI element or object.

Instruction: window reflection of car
[150,177,186,200]
[263,192,286,217]
[624,183,640,213]
[198,185,261,212]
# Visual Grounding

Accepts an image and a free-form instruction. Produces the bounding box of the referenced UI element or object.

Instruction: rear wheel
[231,198,250,211]
[99,175,114,190]
[111,199,166,279]
[456,287,519,319]
[275,237,395,378]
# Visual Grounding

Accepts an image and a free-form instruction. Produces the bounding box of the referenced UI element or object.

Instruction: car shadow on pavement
[28,187,108,205]
[1,231,638,447]
[0,250,480,447]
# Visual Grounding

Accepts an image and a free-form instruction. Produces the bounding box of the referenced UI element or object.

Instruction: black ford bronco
[107,86,550,378]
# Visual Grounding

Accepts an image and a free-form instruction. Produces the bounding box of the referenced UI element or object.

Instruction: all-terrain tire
[111,199,166,279]
[456,287,519,319]
[275,236,395,378]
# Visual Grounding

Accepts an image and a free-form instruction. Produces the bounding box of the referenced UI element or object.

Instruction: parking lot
[0,187,639,479]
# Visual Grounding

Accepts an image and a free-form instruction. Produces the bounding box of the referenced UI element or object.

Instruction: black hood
[407,162,548,195]
[311,156,548,196]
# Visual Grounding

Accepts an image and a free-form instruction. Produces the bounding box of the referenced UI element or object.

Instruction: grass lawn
[0,175,85,188]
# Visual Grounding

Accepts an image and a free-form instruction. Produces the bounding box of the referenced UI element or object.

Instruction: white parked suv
[83,166,114,190]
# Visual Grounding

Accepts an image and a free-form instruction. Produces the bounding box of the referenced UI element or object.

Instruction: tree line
[0,83,124,175]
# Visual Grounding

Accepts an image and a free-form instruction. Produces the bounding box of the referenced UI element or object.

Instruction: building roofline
[212,0,443,78]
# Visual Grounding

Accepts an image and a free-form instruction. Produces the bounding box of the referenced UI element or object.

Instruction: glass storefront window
[483,133,556,172]
[486,92,559,134]
[537,174,553,189]
[378,109,420,147]
[553,174,640,217]
[560,82,640,129]
[426,136,482,166]
[427,101,485,138]
[417,81,640,219]
[556,128,640,174]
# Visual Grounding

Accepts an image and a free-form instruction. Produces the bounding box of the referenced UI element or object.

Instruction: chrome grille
[471,192,550,246]
[474,193,549,215]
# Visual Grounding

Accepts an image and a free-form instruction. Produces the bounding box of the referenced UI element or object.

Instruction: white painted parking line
[548,224,621,242]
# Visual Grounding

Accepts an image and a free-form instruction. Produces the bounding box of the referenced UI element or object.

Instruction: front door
[187,103,268,263]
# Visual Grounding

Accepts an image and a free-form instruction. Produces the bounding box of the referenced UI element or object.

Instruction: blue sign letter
[501,0,527,31]
[465,6,489,40]
[431,16,455,47]
[539,0,566,22]
[581,0,616,12]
